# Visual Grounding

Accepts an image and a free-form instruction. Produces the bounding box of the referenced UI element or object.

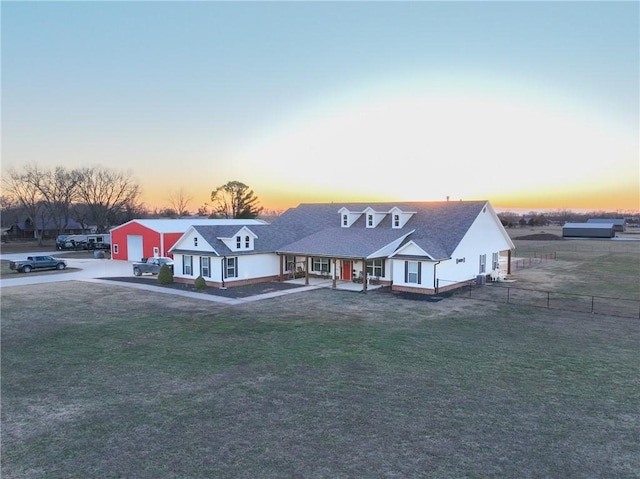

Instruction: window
[236,236,241,249]
[366,259,385,278]
[245,235,250,248]
[405,261,421,284]
[153,246,159,256]
[492,253,499,270]
[200,257,210,277]
[225,257,237,278]
[479,254,486,274]
[394,215,400,227]
[311,257,330,273]
[285,255,295,272]
[343,214,348,226]
[113,244,119,254]
[194,237,198,247]
[183,255,193,275]
[368,215,373,227]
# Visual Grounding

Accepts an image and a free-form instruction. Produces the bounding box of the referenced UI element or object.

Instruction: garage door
[127,235,144,261]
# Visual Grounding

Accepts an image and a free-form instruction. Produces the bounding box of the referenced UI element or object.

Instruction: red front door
[342,260,352,280]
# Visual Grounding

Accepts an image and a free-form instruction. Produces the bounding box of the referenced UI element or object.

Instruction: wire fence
[510,252,556,271]
[454,283,640,320]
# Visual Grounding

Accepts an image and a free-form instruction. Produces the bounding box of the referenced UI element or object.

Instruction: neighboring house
[6,218,89,240]
[169,201,515,295]
[110,218,267,262]
[563,222,615,238]
[586,218,626,233]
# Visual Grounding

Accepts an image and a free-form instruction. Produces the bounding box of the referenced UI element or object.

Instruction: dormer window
[193,237,198,247]
[394,215,400,227]
[245,236,250,248]
[368,215,373,227]
[343,214,348,226]
[236,236,241,249]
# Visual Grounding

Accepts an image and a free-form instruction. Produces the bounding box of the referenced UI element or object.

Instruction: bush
[157,264,174,285]
[194,275,207,291]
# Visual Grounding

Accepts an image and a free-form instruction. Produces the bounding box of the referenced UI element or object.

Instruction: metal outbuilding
[586,218,626,233]
[562,222,615,238]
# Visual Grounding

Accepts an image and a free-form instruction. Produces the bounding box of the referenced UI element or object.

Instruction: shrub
[157,264,174,285]
[194,275,207,291]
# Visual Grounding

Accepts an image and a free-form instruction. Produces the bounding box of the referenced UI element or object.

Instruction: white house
[169,201,515,294]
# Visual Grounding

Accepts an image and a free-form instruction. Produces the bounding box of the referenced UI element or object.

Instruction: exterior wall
[173,252,280,286]
[162,232,184,257]
[391,207,512,294]
[110,222,161,261]
[563,227,614,238]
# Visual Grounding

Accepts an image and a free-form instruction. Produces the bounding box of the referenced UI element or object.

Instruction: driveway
[0,253,328,305]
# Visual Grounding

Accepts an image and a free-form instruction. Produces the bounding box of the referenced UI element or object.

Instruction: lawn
[1,241,639,478]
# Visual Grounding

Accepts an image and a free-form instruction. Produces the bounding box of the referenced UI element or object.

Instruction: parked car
[132,257,174,276]
[9,255,67,273]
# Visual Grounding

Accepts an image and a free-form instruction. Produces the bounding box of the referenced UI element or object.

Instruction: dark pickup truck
[9,255,67,273]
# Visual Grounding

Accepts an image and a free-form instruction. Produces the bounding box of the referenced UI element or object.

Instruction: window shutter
[404,261,408,283]
[235,258,238,278]
[417,262,422,284]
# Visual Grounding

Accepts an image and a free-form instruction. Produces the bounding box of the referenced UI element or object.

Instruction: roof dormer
[389,206,416,229]
[363,207,387,228]
[218,226,258,252]
[338,207,363,228]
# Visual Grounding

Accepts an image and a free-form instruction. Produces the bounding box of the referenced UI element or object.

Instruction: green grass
[2,280,639,478]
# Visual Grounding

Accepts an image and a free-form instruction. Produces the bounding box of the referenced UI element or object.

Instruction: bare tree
[167,188,193,217]
[2,165,46,244]
[34,166,81,236]
[75,166,142,232]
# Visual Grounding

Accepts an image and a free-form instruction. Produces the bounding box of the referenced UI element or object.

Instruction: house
[586,218,626,233]
[6,218,89,240]
[169,201,515,295]
[563,222,615,238]
[109,218,267,262]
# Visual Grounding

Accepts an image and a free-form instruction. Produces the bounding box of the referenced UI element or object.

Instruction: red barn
[110,219,267,261]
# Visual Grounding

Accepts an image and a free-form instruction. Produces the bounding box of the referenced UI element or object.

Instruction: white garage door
[127,235,144,261]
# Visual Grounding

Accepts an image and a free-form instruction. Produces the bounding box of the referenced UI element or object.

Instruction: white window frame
[245,235,250,248]
[311,257,330,273]
[113,244,119,254]
[479,254,487,274]
[225,257,237,278]
[194,237,198,247]
[492,252,499,270]
[366,259,385,278]
[200,256,210,277]
[236,236,241,249]
[407,261,419,284]
[183,255,193,275]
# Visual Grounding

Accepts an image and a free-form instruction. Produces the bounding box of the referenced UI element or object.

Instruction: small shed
[586,218,626,233]
[563,222,615,238]
[110,218,267,262]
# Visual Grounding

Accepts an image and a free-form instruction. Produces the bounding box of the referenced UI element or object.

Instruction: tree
[210,181,263,219]
[2,165,46,244]
[34,166,81,236]
[167,188,193,217]
[75,166,142,232]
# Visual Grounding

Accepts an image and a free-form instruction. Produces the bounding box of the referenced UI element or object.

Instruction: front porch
[284,277,385,293]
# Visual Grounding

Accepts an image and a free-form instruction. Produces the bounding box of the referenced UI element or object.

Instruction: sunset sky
[3,1,639,214]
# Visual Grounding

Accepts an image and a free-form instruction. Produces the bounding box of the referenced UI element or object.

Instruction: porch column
[305,256,309,285]
[279,254,284,281]
[507,250,512,275]
[332,258,337,289]
[362,257,367,294]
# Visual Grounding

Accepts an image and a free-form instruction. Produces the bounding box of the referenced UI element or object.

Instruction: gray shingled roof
[275,201,487,259]
[175,201,489,259]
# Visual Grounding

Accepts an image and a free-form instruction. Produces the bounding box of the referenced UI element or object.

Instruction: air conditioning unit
[476,274,487,285]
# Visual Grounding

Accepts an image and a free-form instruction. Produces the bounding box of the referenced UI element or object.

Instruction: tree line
[2,164,264,244]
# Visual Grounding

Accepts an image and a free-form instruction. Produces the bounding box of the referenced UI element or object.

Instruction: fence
[456,283,640,319]
[510,252,556,271]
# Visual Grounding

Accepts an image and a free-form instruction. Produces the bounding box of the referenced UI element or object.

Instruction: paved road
[0,253,327,305]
